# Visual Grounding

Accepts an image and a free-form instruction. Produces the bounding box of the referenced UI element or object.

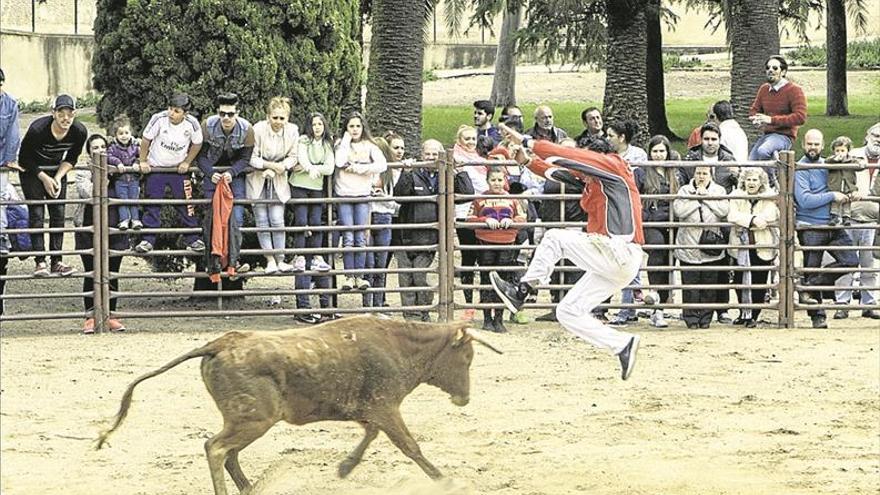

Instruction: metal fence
[2,149,879,331]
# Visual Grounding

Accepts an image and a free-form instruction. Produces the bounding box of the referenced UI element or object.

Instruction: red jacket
[527,140,644,244]
[210,180,235,283]
[748,81,807,140]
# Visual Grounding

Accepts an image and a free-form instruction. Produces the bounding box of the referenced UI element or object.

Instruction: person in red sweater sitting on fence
[489,124,644,381]
[748,54,807,170]
[467,166,526,333]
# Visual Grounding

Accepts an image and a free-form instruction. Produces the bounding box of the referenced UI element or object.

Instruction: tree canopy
[92,0,363,132]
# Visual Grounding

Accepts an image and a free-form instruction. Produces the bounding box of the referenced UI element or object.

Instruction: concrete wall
[0,30,95,102]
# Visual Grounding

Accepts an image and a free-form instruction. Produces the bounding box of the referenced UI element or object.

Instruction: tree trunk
[603,0,649,148]
[729,0,780,142]
[365,0,428,157]
[490,2,521,108]
[645,0,678,140]
[826,0,848,116]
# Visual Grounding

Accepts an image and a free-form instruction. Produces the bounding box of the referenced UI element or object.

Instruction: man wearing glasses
[748,55,807,167]
[196,93,255,276]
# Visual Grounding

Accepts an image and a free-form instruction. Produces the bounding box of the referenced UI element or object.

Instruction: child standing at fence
[107,116,142,230]
[825,136,862,225]
[467,166,525,333]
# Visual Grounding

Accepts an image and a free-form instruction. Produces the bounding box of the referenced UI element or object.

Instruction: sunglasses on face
[219,111,236,118]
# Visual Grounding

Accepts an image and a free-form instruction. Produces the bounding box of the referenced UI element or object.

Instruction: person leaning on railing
[673,165,730,329]
[334,112,387,293]
[727,167,779,328]
[635,135,681,328]
[362,135,402,310]
[292,111,335,274]
[74,134,128,334]
[248,96,298,274]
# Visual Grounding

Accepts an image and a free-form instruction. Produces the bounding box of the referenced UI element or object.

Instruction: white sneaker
[118,219,130,231]
[264,258,278,274]
[277,260,295,273]
[356,277,371,290]
[312,255,331,272]
[650,310,669,328]
[292,255,306,272]
[341,276,355,291]
[642,290,660,305]
[131,219,143,230]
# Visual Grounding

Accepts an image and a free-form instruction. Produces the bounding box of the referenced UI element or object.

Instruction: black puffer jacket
[393,168,474,246]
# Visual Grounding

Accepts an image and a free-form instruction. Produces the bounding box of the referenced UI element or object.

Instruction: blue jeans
[617,273,641,319]
[363,212,393,307]
[290,186,325,256]
[337,197,371,273]
[295,268,333,309]
[798,227,858,318]
[253,183,286,262]
[114,174,141,222]
[834,225,877,305]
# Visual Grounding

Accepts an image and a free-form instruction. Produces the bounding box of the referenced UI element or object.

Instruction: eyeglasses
[218,111,236,118]
[766,65,782,71]
[270,116,286,120]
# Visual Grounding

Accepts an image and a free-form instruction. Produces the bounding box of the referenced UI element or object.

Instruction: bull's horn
[466,329,503,355]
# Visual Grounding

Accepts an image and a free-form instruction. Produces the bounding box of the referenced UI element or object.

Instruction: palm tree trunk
[729,0,780,142]
[490,2,521,107]
[645,0,677,140]
[603,0,649,147]
[365,0,429,156]
[826,0,849,116]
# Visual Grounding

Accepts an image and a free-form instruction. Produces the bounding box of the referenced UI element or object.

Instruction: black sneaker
[295,313,321,325]
[535,311,558,322]
[481,318,495,331]
[811,315,828,329]
[618,335,641,381]
[489,272,534,313]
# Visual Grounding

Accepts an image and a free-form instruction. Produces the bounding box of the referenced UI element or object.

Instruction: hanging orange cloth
[209,180,235,283]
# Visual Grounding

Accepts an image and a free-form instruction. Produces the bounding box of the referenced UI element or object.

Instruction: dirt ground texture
[2,68,880,494]
[1,317,878,495]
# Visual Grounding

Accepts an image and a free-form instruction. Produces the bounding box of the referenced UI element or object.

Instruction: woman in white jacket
[334,112,387,291]
[727,167,779,327]
[248,97,297,273]
[674,166,730,328]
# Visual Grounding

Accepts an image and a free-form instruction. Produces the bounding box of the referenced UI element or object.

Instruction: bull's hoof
[337,458,357,478]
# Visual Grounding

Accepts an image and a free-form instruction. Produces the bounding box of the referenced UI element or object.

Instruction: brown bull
[95,316,502,495]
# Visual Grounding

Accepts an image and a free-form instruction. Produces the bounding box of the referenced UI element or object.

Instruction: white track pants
[522,229,643,355]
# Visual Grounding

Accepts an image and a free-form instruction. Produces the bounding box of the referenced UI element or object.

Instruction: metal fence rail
[2,149,879,329]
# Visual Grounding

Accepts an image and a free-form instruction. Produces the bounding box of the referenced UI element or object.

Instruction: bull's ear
[452,327,472,348]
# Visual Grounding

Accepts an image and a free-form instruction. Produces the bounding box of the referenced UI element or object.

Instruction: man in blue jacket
[794,128,857,328]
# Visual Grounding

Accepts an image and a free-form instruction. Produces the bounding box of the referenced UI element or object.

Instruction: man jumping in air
[490,123,644,380]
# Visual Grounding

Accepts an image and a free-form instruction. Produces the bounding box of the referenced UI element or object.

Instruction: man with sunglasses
[196,93,255,276]
[136,93,204,253]
[748,55,807,167]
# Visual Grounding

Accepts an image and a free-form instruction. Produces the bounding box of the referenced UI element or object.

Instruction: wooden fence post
[776,150,796,328]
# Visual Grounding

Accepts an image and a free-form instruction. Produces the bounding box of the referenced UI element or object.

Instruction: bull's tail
[94,341,218,450]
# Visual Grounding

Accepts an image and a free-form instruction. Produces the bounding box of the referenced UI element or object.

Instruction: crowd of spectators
[0,55,878,333]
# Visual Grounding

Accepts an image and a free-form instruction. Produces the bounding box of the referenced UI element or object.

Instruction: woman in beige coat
[727,167,779,327]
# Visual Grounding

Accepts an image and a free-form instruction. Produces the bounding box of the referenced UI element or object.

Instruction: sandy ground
[1,316,878,495]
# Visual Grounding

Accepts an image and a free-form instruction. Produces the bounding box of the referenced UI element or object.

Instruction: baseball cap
[52,94,77,111]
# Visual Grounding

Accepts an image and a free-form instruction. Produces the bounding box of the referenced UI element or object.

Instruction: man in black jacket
[18,94,87,277]
[678,122,738,193]
[393,139,474,321]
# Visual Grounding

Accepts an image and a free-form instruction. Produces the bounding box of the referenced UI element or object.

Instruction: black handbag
[697,204,727,256]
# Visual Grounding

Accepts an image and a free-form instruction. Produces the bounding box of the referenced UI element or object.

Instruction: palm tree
[604,0,650,146]
[728,0,780,142]
[825,0,848,116]
[490,2,522,107]
[365,0,431,156]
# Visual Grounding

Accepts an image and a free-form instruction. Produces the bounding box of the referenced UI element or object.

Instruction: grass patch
[423,93,880,155]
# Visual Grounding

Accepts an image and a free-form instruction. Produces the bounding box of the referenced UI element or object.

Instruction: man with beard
[748,55,807,166]
[526,105,568,144]
[794,128,857,329]
[473,100,501,146]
